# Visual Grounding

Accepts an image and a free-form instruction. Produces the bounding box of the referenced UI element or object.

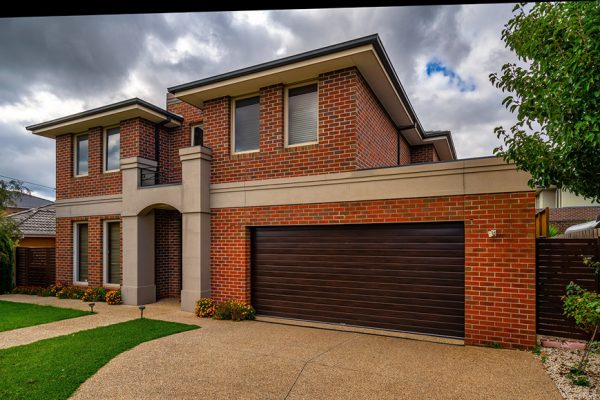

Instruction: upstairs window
[75,134,89,176]
[286,83,318,146]
[192,123,204,147]
[233,96,260,153]
[104,127,120,172]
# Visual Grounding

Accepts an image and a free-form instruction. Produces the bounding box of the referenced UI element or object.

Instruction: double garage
[251,222,465,339]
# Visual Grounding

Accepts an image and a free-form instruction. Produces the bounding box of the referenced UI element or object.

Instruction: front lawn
[0,300,90,332]
[0,318,198,400]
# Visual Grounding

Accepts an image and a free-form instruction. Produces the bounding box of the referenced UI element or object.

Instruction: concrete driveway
[70,309,561,400]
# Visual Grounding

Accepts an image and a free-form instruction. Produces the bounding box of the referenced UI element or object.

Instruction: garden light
[88,302,95,313]
[139,305,146,319]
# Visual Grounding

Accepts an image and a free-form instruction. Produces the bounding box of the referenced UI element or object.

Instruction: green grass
[0,318,199,400]
[0,300,91,332]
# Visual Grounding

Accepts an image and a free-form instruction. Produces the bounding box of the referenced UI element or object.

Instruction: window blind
[288,84,317,145]
[234,96,260,152]
[107,222,120,284]
[78,224,88,282]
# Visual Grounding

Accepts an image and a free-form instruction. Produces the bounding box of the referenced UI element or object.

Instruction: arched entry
[154,207,182,299]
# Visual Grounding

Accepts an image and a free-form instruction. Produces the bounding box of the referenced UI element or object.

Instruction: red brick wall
[155,209,182,299]
[399,135,411,165]
[549,206,600,232]
[410,144,439,164]
[55,215,122,287]
[356,71,398,169]
[56,129,121,200]
[211,191,536,349]
[203,68,362,184]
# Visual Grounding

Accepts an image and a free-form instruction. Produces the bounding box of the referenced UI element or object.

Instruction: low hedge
[195,298,255,321]
[11,285,121,305]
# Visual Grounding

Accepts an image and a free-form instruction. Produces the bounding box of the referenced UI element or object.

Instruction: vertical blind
[76,134,88,175]
[107,222,121,284]
[288,84,317,145]
[193,124,204,147]
[234,96,260,152]
[77,224,88,282]
[105,127,120,171]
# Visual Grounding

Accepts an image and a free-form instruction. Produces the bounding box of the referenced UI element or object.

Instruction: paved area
[0,295,561,399]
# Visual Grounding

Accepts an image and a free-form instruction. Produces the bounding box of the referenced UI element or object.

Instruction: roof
[9,205,56,237]
[9,193,53,210]
[169,34,456,160]
[27,98,184,138]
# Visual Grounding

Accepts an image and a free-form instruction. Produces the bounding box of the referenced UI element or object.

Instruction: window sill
[285,141,319,149]
[102,169,120,174]
[103,283,121,289]
[232,149,260,155]
[73,281,89,286]
[73,174,88,178]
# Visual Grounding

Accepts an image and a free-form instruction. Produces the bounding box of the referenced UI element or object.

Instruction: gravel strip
[538,347,599,399]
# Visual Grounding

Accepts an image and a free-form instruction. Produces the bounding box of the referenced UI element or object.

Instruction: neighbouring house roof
[9,204,56,237]
[26,98,184,138]
[8,192,53,210]
[169,33,456,160]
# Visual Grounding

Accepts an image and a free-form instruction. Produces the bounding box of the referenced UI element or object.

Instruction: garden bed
[538,344,599,400]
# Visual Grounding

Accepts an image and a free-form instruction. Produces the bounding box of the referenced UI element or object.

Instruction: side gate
[536,237,600,340]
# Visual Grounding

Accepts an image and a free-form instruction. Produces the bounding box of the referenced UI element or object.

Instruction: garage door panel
[256,284,464,303]
[255,264,464,280]
[255,253,464,266]
[253,275,464,294]
[254,292,464,317]
[252,223,465,338]
[258,306,465,337]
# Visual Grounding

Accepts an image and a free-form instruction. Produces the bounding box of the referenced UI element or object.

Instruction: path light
[139,305,146,319]
[88,302,95,313]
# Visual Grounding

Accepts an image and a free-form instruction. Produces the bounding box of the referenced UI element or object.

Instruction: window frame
[190,123,204,147]
[73,133,89,177]
[103,220,121,287]
[231,94,261,155]
[103,125,121,173]
[73,222,89,286]
[284,81,319,148]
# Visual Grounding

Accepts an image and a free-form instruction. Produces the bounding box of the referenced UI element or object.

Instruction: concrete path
[0,294,186,349]
[0,295,561,399]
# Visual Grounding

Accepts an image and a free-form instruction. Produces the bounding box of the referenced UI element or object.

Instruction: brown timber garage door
[251,222,465,338]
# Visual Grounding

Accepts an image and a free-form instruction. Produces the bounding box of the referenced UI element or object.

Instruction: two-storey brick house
[28,34,537,349]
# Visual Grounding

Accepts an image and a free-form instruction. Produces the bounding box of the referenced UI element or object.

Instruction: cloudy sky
[0,5,520,200]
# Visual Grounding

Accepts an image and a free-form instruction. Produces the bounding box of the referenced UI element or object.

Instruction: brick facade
[56,128,121,200]
[155,209,182,299]
[548,206,600,233]
[212,191,536,349]
[410,144,439,164]
[355,71,399,169]
[55,215,122,287]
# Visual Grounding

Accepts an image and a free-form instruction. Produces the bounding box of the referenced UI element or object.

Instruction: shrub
[213,299,256,321]
[11,286,43,295]
[105,290,122,305]
[56,286,85,300]
[81,287,106,302]
[37,287,53,297]
[194,298,216,318]
[48,284,64,296]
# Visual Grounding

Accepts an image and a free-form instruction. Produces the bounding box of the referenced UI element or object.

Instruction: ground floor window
[74,223,88,283]
[104,221,121,285]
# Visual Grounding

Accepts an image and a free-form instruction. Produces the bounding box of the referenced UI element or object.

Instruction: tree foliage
[0,178,29,293]
[490,2,600,202]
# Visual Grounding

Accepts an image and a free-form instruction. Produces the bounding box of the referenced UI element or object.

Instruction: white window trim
[73,222,89,286]
[103,125,120,173]
[103,220,121,288]
[190,123,203,147]
[284,81,319,148]
[231,94,261,155]
[73,133,89,177]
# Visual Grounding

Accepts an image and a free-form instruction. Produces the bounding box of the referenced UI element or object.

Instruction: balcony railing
[140,168,179,187]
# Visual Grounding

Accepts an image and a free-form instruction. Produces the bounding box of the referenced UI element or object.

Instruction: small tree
[0,179,28,293]
[562,256,600,378]
[490,2,600,202]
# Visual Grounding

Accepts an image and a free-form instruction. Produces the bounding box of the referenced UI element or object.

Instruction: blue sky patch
[426,59,476,92]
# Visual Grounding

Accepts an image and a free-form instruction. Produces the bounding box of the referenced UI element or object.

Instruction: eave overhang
[27,98,183,138]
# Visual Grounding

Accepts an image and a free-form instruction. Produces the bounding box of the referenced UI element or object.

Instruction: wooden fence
[16,247,55,287]
[536,238,600,340]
